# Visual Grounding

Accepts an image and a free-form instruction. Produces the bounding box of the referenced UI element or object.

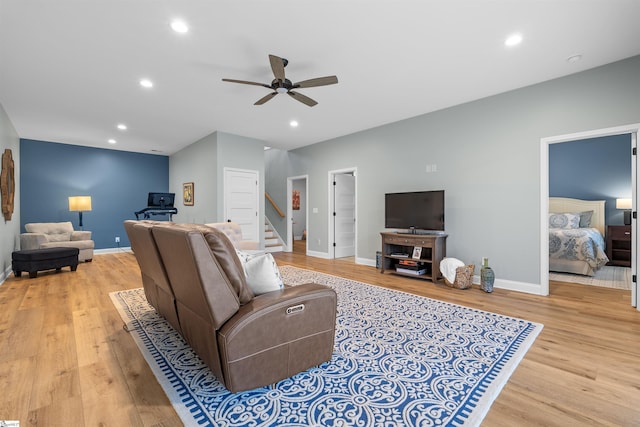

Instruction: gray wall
[170,131,218,224]
[0,103,20,282]
[265,55,640,292]
[170,130,266,240]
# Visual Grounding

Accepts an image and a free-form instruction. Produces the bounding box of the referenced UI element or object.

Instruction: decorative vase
[480,257,495,293]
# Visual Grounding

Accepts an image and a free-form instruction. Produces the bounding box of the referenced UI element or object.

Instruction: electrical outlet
[115,236,120,243]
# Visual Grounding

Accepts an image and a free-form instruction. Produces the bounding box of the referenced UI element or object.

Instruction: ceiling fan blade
[293,76,338,88]
[222,78,271,89]
[269,54,286,82]
[288,91,318,107]
[254,92,278,105]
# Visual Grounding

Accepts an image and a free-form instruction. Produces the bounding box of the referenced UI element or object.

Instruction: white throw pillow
[236,251,284,295]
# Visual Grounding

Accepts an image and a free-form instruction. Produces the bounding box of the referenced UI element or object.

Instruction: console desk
[380,232,447,283]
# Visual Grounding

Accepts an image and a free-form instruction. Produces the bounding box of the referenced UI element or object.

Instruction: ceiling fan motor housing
[273,78,294,92]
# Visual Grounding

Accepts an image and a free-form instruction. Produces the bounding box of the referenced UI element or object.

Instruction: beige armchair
[205,221,260,251]
[21,221,94,261]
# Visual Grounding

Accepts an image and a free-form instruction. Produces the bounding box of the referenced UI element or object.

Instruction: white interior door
[224,168,259,242]
[632,132,638,308]
[333,173,356,258]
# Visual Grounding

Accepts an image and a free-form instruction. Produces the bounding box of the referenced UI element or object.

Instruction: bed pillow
[236,251,284,295]
[578,210,593,228]
[549,212,580,229]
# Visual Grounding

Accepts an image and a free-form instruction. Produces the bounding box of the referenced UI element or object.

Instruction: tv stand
[380,232,447,283]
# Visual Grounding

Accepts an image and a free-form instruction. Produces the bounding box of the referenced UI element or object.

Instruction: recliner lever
[286,304,305,315]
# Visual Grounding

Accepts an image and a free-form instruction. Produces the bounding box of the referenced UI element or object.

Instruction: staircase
[264,217,284,253]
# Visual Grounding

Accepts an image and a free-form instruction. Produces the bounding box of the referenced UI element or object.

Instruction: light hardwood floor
[1,248,638,426]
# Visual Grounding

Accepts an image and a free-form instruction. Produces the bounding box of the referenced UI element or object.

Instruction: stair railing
[265,192,285,218]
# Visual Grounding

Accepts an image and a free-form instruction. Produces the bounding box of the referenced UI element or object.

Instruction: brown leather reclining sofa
[124,220,337,392]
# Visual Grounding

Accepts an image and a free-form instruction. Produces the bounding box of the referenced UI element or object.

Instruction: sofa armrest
[218,283,337,358]
[217,282,337,391]
[20,233,47,250]
[71,230,92,241]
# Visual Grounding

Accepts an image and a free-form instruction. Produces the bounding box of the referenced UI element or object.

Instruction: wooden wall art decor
[1,148,15,221]
[183,182,194,206]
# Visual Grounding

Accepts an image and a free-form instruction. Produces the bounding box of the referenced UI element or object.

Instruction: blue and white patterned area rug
[110,266,543,427]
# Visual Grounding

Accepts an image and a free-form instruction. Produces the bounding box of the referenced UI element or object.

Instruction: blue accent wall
[20,139,169,249]
[549,134,631,226]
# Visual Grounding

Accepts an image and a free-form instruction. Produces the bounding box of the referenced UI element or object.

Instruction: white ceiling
[1,0,640,155]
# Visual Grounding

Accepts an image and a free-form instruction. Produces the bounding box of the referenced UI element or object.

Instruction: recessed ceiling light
[171,20,189,33]
[567,54,582,63]
[108,139,117,144]
[139,79,153,88]
[505,33,523,47]
[117,123,127,131]
[290,120,299,127]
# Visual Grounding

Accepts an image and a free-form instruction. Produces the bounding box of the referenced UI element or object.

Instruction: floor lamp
[69,196,92,228]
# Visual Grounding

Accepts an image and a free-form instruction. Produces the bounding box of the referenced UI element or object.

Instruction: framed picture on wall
[183,182,194,206]
[292,190,300,210]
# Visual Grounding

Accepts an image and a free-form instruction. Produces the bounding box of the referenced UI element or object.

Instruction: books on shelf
[395,267,427,275]
[395,259,428,275]
[391,253,409,258]
[398,259,424,267]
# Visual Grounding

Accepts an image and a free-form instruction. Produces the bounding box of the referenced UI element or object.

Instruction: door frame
[286,174,308,253]
[328,167,357,259]
[540,123,639,309]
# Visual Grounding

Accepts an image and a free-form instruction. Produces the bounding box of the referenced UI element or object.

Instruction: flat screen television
[147,192,175,208]
[385,190,445,232]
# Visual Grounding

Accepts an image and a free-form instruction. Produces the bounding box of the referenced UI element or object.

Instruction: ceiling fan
[222,54,338,107]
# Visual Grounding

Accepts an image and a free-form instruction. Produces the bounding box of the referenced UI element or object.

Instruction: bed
[548,197,609,276]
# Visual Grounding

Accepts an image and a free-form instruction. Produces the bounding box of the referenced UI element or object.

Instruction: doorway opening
[286,175,308,254]
[540,123,639,309]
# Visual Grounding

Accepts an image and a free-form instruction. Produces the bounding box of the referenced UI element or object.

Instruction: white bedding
[549,227,609,273]
[548,198,608,277]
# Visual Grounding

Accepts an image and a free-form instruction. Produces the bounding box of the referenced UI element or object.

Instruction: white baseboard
[356,257,377,267]
[89,248,545,295]
[95,247,132,255]
[306,250,330,259]
[473,275,543,295]
[0,265,12,287]
[495,279,543,295]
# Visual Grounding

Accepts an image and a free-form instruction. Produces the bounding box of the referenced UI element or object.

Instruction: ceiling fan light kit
[222,54,338,107]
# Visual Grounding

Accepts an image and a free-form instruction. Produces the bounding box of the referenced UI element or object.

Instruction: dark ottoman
[12,247,80,278]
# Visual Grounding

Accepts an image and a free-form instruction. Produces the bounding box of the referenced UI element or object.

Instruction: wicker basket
[444,264,475,290]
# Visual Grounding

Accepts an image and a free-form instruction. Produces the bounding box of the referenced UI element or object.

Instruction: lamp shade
[69,196,92,212]
[616,198,632,210]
